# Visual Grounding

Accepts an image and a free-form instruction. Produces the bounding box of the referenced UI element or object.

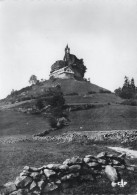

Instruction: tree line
[114,76,136,99]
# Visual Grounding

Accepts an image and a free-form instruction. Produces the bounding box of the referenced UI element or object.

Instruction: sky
[0,0,137,99]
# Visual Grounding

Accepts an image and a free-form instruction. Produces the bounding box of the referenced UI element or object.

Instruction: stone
[15,176,32,188]
[59,164,69,171]
[55,180,61,185]
[105,165,119,182]
[29,167,40,172]
[85,155,94,158]
[87,162,99,167]
[96,152,107,159]
[61,173,79,181]
[37,180,45,190]
[43,182,58,192]
[69,165,81,173]
[43,169,56,178]
[126,166,134,171]
[23,166,30,171]
[32,190,40,195]
[46,164,61,171]
[3,182,16,195]
[118,153,126,159]
[40,175,47,181]
[20,170,30,177]
[30,172,40,180]
[112,159,120,165]
[29,181,37,191]
[83,158,90,163]
[63,157,83,166]
[97,158,107,165]
[10,189,28,195]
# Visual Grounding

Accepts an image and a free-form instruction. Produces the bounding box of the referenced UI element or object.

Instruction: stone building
[50,45,87,80]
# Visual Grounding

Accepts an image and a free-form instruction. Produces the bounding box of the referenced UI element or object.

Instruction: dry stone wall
[0,152,128,195]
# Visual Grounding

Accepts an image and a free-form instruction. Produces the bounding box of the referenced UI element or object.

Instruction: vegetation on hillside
[115,76,136,99]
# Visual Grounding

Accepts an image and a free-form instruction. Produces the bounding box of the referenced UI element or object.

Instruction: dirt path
[108,146,137,158]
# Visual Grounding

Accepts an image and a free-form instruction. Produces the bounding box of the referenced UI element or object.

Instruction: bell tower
[63,44,70,62]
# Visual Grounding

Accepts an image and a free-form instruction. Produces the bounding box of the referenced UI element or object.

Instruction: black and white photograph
[0,0,137,194]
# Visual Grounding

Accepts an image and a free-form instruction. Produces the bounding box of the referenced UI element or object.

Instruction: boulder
[105,165,119,182]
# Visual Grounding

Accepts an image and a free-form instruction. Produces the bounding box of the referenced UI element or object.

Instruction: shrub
[48,116,57,128]
[99,89,111,93]
[35,98,45,110]
[121,99,137,106]
[88,91,96,94]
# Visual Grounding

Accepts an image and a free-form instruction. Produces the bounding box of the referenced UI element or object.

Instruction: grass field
[0,139,137,194]
[0,103,137,193]
[65,93,122,104]
[64,104,137,132]
[0,110,49,136]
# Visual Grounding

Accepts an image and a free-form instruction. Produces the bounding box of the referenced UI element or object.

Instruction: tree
[131,78,135,91]
[114,87,122,97]
[29,75,38,85]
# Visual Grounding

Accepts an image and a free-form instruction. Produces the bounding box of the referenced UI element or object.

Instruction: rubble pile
[0,152,129,195]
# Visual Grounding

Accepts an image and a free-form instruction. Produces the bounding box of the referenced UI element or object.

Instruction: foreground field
[0,139,137,194]
[0,105,137,194]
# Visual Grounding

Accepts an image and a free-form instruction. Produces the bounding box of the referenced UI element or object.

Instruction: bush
[48,116,57,128]
[99,89,111,93]
[35,98,45,110]
[88,91,96,94]
[121,99,137,106]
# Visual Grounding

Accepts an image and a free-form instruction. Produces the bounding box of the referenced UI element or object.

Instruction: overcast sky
[0,0,137,99]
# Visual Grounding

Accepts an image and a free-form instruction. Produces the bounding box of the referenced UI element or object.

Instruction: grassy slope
[0,110,49,136]
[36,79,109,95]
[64,104,137,132]
[65,93,122,104]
